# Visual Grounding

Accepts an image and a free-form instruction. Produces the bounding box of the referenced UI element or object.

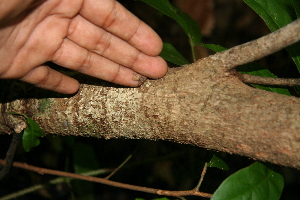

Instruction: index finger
[80,0,163,56]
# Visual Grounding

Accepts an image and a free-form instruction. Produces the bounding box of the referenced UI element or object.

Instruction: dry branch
[210,18,300,69]
[0,159,213,198]
[239,74,300,86]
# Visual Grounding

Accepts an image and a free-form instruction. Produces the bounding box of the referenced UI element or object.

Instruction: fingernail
[132,73,147,86]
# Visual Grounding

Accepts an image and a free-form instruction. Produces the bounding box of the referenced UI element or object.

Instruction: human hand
[0,0,168,94]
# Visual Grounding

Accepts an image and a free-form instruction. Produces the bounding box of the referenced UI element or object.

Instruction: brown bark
[1,19,300,169]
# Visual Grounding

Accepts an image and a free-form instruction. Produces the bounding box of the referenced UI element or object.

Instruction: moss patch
[39,98,52,112]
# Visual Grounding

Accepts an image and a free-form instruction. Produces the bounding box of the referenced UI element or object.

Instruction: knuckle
[94,32,112,55]
[34,69,64,91]
[110,64,121,83]
[68,16,81,37]
[130,51,141,68]
[126,20,141,42]
[32,67,52,87]
[77,52,95,73]
[102,1,118,29]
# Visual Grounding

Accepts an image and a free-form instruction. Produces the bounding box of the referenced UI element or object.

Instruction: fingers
[68,15,141,71]
[80,0,163,56]
[53,38,167,87]
[67,15,167,79]
[20,65,80,94]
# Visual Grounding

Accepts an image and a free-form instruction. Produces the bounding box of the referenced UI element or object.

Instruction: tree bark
[1,19,300,169]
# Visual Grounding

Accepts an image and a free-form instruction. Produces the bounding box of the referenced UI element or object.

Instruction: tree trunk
[1,19,300,169]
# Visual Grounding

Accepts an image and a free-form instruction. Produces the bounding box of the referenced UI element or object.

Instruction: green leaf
[243,0,292,31]
[160,43,190,65]
[207,155,229,171]
[293,0,300,18]
[245,3,278,30]
[211,162,284,200]
[137,0,202,46]
[198,43,227,53]
[10,112,44,152]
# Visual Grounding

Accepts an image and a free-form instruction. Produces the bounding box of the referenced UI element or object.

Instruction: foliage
[207,155,229,171]
[160,43,190,65]
[212,162,284,200]
[137,0,201,62]
[9,112,44,152]
[137,0,199,63]
[244,0,300,94]
[244,0,300,72]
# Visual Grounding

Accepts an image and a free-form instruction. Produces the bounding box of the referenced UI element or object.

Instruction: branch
[193,162,208,191]
[238,73,300,86]
[208,18,300,69]
[1,18,300,171]
[0,160,213,198]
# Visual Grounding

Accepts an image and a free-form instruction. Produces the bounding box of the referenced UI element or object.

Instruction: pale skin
[0,0,168,94]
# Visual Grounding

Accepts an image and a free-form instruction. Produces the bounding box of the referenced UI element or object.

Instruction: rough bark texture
[1,57,300,169]
[1,19,300,169]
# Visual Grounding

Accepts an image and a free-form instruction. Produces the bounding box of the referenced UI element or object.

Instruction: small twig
[207,18,300,69]
[0,132,23,180]
[0,160,212,198]
[239,73,300,86]
[105,154,132,179]
[194,162,208,191]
